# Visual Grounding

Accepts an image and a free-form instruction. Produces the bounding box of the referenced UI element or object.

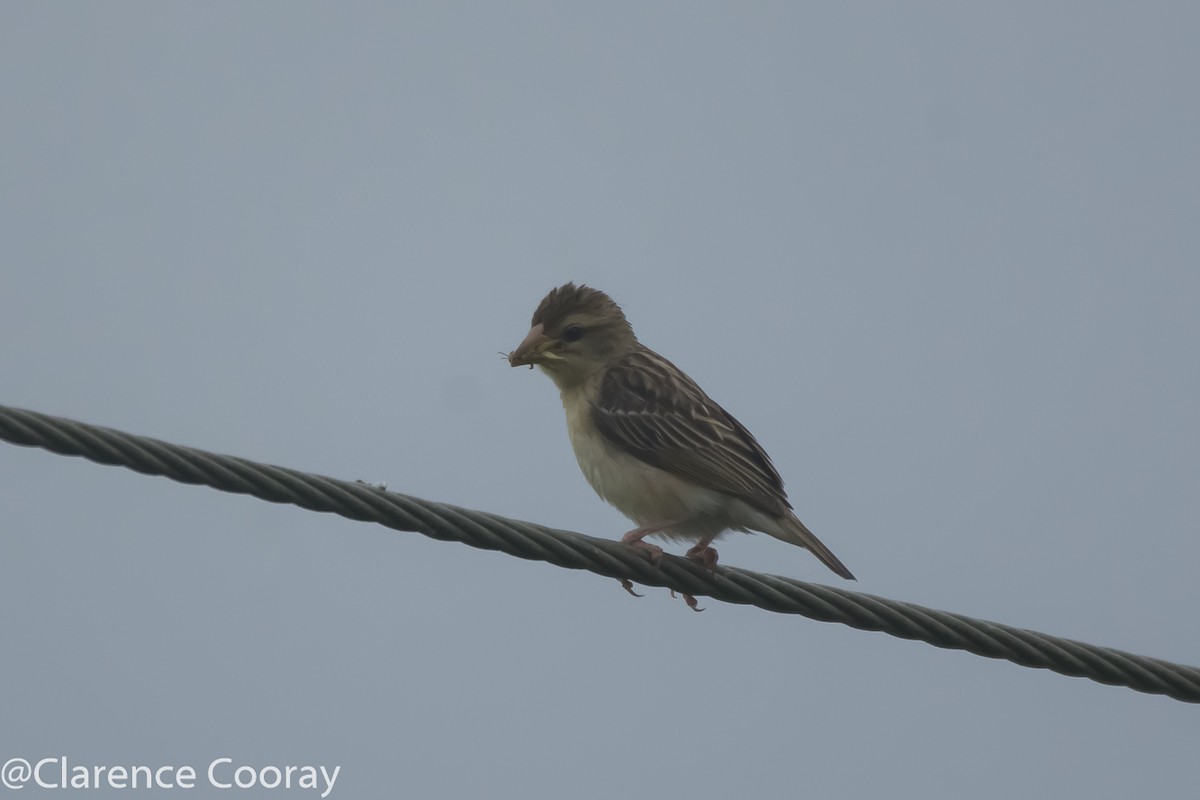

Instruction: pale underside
[559,365,785,544]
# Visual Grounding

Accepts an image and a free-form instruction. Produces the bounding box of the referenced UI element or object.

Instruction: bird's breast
[560,390,724,530]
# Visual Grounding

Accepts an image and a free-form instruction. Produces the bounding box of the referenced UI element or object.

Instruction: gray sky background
[2,4,1197,798]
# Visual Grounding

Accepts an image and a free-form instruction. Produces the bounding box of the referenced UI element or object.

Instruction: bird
[507,283,854,607]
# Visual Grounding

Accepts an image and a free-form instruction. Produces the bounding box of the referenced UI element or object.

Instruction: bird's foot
[685,544,719,570]
[620,530,664,564]
[619,578,643,598]
[620,519,691,565]
[670,589,704,612]
[627,540,664,564]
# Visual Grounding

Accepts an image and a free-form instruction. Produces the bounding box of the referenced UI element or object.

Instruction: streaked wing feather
[591,346,791,516]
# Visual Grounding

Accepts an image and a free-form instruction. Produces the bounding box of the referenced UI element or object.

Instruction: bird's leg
[620,518,687,564]
[668,535,719,611]
[620,519,697,603]
[684,536,719,570]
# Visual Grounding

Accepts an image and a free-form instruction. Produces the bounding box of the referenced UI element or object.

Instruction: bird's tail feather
[774,513,856,581]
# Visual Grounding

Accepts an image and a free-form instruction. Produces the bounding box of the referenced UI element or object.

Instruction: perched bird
[508,283,855,599]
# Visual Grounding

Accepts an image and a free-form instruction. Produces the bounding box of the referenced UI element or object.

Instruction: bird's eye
[562,325,584,342]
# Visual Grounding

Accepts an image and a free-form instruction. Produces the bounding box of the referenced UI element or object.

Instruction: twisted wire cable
[2,404,1197,704]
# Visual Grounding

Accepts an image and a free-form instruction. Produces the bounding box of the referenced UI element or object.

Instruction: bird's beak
[508,323,557,367]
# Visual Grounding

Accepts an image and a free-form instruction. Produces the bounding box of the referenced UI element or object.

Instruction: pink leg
[684,536,719,570]
[620,519,689,564]
[673,535,718,610]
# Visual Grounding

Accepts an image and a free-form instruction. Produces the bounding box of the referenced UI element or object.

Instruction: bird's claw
[620,578,643,598]
[669,589,705,612]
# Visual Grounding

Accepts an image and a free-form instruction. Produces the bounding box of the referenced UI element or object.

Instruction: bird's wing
[591,346,791,517]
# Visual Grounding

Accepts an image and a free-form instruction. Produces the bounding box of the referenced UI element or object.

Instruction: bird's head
[508,283,637,388]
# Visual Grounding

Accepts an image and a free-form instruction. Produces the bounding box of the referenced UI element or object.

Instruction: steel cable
[1,404,1197,703]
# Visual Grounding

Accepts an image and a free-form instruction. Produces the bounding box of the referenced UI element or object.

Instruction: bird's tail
[773,513,856,581]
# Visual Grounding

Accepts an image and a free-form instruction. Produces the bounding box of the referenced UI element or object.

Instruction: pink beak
[508,323,553,367]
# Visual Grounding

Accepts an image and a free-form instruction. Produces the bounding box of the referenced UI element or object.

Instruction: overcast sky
[2,4,1197,798]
